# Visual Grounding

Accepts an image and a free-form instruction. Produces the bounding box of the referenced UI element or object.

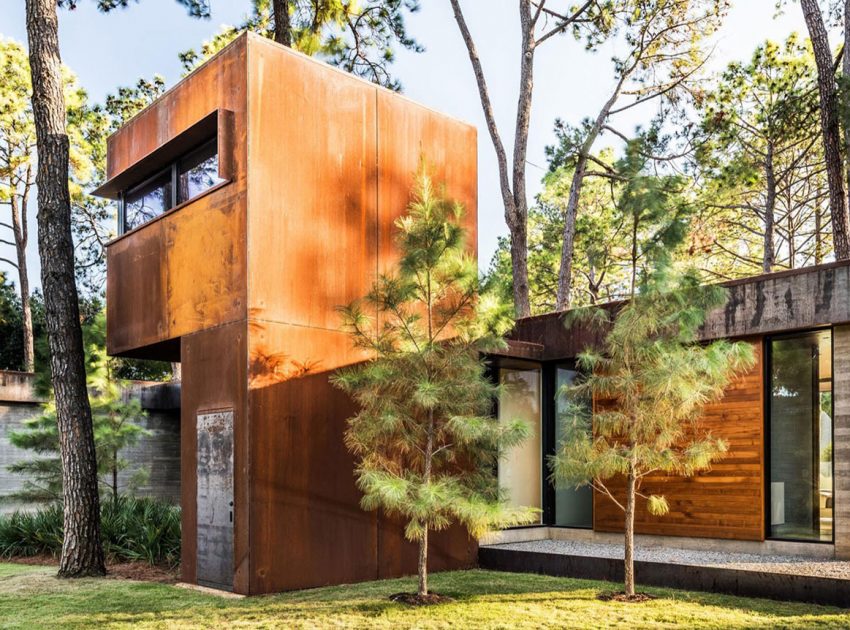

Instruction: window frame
[118,136,224,235]
[764,327,835,544]
[488,356,594,530]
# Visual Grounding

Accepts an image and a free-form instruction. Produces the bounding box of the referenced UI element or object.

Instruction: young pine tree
[551,268,756,599]
[332,171,537,601]
[6,312,149,504]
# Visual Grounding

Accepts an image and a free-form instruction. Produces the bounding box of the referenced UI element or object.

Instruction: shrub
[0,496,180,567]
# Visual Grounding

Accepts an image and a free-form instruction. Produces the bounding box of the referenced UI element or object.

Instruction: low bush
[0,496,180,567]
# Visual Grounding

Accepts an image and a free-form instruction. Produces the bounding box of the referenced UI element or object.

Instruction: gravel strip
[492,539,850,579]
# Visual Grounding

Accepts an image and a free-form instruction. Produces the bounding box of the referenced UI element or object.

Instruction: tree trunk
[624,467,636,598]
[10,194,34,372]
[418,408,435,598]
[815,195,824,265]
[841,0,850,215]
[272,0,292,47]
[630,214,639,297]
[763,143,776,273]
[802,0,850,259]
[112,449,118,503]
[25,0,105,578]
[450,0,531,317]
[171,362,182,381]
[556,152,588,310]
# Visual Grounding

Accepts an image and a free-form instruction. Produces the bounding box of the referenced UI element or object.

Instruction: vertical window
[178,139,224,204]
[554,365,593,528]
[498,360,542,522]
[123,169,173,233]
[768,330,833,542]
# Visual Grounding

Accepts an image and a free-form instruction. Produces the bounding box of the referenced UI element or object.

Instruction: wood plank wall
[593,339,765,541]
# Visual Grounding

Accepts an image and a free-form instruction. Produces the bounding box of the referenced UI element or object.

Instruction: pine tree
[5,312,150,505]
[551,268,755,599]
[332,170,537,602]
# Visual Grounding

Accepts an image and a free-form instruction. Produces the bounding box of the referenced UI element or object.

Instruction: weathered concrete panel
[703,263,850,341]
[834,325,850,559]
[0,373,181,514]
[196,409,234,591]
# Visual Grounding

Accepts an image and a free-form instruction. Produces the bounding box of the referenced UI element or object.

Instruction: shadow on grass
[3,566,850,629]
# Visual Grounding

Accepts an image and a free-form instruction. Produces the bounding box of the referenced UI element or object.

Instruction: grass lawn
[1,563,849,629]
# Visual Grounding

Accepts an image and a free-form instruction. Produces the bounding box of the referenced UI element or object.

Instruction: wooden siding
[593,340,765,541]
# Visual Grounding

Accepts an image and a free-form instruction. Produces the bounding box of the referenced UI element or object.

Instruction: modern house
[489,262,850,560]
[94,32,478,595]
[95,27,850,599]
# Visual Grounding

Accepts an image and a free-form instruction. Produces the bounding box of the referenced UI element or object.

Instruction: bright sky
[0,0,818,291]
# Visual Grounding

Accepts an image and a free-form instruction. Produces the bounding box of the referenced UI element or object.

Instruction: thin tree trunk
[556,72,627,310]
[630,214,639,297]
[815,195,824,265]
[841,0,850,212]
[272,0,292,47]
[419,408,435,598]
[26,0,105,578]
[763,143,776,273]
[624,466,636,598]
[802,0,850,259]
[171,362,182,381]
[450,0,531,317]
[10,193,34,372]
[112,449,118,503]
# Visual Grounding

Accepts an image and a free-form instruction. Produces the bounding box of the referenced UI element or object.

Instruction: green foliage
[178,0,421,90]
[6,312,151,504]
[486,133,693,312]
[695,34,826,274]
[59,0,211,17]
[551,267,757,510]
[333,169,536,592]
[0,497,180,566]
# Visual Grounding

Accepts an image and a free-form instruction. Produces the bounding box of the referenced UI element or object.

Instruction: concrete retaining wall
[0,372,181,514]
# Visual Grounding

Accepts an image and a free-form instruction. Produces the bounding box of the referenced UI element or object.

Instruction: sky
[0,0,819,291]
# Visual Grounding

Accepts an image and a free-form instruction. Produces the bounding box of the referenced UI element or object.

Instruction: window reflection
[124,170,173,232]
[769,330,833,542]
[498,360,542,522]
[555,366,593,528]
[120,137,225,234]
[178,139,224,204]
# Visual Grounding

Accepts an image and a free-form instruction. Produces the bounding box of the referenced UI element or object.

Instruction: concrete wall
[0,372,181,514]
[834,326,850,558]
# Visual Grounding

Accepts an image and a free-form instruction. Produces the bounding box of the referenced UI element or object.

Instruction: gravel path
[492,539,850,579]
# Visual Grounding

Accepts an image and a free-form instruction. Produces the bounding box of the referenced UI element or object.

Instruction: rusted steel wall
[243,35,478,594]
[105,33,478,595]
[179,322,249,593]
[105,37,249,358]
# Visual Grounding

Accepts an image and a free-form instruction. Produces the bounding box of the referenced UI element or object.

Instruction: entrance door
[196,409,234,590]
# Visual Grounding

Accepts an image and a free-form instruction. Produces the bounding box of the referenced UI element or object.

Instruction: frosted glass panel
[498,362,542,521]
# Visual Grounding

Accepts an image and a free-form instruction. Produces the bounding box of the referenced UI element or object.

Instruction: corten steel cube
[96,32,478,594]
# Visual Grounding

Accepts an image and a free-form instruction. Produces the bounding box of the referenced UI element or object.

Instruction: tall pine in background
[333,170,537,602]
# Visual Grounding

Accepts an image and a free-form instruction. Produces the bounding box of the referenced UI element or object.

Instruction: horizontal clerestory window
[120,138,225,234]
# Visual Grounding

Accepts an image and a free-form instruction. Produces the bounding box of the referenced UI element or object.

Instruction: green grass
[1,563,849,629]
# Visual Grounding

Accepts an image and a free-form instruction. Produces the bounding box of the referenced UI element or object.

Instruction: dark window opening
[767,329,833,543]
[120,137,224,234]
